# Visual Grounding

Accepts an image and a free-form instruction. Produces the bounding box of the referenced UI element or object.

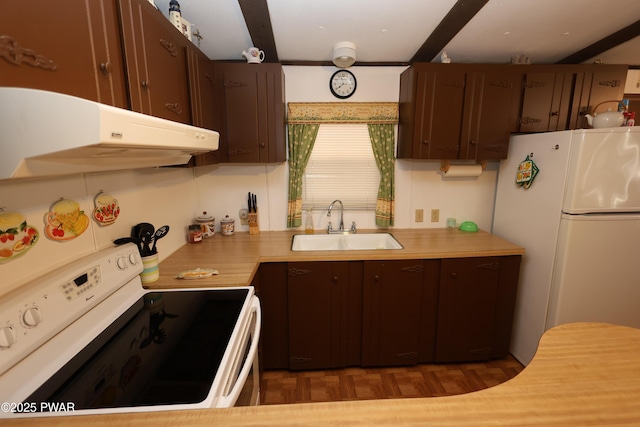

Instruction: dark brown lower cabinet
[256,256,520,371]
[287,261,362,370]
[254,263,289,370]
[435,256,521,362]
[362,260,435,366]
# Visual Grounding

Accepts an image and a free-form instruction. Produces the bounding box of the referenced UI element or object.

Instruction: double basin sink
[291,233,403,251]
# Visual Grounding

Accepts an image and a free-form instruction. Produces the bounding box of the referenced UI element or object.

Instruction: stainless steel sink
[291,233,403,251]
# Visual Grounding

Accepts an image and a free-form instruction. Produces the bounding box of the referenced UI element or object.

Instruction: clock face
[330,70,357,99]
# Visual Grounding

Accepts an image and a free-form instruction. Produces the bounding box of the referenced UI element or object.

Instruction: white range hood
[0,88,219,180]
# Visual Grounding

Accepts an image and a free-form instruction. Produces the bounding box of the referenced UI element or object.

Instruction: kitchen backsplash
[0,66,499,296]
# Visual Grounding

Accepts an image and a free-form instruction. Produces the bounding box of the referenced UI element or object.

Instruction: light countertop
[148,228,526,289]
[4,322,640,426]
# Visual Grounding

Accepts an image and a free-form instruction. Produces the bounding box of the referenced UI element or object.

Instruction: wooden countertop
[149,228,525,289]
[5,322,640,426]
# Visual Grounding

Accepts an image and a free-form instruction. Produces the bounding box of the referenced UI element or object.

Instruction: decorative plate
[0,211,39,263]
[45,198,90,241]
[175,268,219,280]
[93,192,120,226]
[515,155,539,189]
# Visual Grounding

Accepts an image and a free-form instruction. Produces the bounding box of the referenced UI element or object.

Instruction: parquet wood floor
[260,355,524,405]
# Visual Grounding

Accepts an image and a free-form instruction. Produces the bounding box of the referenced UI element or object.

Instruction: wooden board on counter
[5,322,640,426]
[149,228,525,289]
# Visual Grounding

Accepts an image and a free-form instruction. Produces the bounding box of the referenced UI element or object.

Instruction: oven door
[215,296,261,408]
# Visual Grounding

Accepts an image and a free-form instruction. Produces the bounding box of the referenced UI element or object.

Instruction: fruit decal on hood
[45,198,90,241]
[0,211,39,263]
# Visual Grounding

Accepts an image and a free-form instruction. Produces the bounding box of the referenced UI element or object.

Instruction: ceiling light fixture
[333,42,356,68]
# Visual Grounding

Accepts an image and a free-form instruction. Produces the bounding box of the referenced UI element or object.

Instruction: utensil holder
[248,210,259,235]
[140,254,159,284]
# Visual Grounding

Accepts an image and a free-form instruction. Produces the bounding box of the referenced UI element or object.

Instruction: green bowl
[459,221,478,232]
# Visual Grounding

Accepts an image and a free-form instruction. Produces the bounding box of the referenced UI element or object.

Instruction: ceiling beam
[410,0,489,63]
[557,20,640,64]
[238,0,279,62]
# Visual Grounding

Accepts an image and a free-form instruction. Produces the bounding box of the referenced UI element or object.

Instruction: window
[302,124,380,210]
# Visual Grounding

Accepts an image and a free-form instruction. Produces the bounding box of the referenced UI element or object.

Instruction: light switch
[415,209,424,223]
[431,209,440,222]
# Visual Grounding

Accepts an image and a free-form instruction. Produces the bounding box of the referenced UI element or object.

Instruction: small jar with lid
[196,211,215,238]
[220,215,235,236]
[187,224,203,243]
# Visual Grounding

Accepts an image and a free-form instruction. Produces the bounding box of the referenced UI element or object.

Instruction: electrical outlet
[415,209,424,223]
[431,209,440,223]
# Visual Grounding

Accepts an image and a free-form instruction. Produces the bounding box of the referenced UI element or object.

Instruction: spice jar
[220,215,235,236]
[187,224,203,243]
[196,211,215,238]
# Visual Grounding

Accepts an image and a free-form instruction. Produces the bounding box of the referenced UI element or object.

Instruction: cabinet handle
[550,111,559,117]
[99,62,112,74]
[141,80,150,89]
[260,143,266,148]
[450,272,457,279]
[422,140,430,145]
[470,140,477,145]
[332,276,339,283]
[374,275,380,282]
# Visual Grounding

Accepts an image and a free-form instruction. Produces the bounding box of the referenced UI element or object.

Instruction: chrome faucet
[327,200,357,234]
[327,200,344,232]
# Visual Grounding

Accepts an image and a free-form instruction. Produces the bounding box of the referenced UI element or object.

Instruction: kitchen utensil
[114,237,141,248]
[150,225,169,254]
[134,223,155,255]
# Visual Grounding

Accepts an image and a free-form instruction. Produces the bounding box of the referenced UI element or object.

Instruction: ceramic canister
[196,212,215,238]
[220,215,235,236]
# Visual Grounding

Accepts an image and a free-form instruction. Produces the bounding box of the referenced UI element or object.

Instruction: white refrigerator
[492,127,640,365]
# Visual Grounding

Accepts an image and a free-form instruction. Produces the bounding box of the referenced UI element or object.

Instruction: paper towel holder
[440,159,487,173]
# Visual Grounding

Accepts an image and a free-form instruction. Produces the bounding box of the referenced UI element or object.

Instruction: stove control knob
[129,253,138,266]
[116,256,128,270]
[0,325,17,349]
[22,307,43,328]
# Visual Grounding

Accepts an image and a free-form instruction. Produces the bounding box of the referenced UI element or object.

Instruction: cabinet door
[119,0,191,123]
[216,63,285,163]
[462,70,523,160]
[287,261,362,370]
[572,68,627,129]
[416,69,467,159]
[254,263,289,370]
[520,73,574,132]
[362,260,424,366]
[1,0,126,107]
[436,257,501,362]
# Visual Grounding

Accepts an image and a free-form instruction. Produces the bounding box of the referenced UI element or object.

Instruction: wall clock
[330,69,357,99]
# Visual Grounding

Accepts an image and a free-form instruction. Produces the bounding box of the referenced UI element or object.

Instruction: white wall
[0,168,198,296]
[0,65,500,294]
[194,65,499,232]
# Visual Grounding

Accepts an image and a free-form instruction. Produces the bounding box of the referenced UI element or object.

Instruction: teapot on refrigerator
[584,100,625,128]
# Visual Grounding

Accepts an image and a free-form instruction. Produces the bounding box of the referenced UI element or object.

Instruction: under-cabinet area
[254,254,521,371]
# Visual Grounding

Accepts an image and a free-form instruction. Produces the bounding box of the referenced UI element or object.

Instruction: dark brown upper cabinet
[118,0,192,124]
[398,63,523,161]
[199,62,285,164]
[1,0,127,108]
[519,65,628,132]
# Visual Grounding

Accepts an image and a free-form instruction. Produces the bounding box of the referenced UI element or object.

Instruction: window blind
[302,124,380,210]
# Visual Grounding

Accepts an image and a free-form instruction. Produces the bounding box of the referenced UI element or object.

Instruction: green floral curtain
[367,124,395,227]
[287,124,319,227]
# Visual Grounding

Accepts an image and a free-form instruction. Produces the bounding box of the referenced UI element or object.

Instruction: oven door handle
[216,297,261,408]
